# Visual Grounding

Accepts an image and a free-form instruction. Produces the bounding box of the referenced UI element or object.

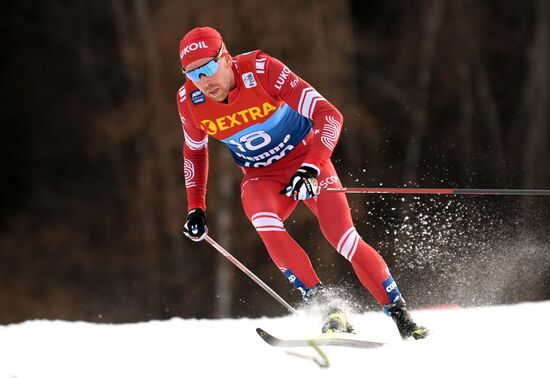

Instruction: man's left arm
[259,53,343,174]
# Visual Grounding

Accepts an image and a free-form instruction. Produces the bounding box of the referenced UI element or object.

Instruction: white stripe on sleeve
[184,130,208,150]
[298,88,325,119]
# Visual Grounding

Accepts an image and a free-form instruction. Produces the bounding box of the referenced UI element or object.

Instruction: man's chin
[207,92,226,102]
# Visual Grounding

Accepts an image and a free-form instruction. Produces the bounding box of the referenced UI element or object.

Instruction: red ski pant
[241,152,399,307]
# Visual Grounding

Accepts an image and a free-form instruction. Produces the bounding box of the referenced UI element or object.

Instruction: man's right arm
[177,88,209,212]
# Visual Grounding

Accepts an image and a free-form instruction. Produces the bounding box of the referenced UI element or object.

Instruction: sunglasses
[183,46,223,82]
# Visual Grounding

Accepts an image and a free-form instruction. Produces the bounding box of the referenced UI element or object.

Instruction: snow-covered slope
[1,301,548,378]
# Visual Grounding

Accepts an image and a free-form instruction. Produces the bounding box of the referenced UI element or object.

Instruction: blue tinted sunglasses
[183,46,223,82]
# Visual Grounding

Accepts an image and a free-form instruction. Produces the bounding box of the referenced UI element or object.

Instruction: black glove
[280,165,321,200]
[183,208,208,242]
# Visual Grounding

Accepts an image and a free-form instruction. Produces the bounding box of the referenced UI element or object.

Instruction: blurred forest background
[1,0,549,324]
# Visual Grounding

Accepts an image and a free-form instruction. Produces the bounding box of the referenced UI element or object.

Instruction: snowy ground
[1,301,548,378]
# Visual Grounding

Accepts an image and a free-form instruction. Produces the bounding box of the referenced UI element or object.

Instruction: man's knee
[334,226,361,261]
[250,212,286,232]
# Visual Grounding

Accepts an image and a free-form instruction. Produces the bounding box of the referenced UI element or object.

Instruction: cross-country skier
[178,26,428,339]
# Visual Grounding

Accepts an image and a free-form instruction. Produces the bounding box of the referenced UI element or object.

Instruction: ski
[256,327,386,349]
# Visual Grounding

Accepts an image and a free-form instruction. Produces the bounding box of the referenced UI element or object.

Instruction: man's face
[185,55,233,102]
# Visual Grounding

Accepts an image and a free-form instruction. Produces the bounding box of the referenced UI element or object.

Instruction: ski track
[0,301,548,378]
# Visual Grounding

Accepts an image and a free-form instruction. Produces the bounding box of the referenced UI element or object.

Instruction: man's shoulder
[177,83,187,103]
[177,83,198,116]
[235,49,263,59]
[176,81,200,108]
[235,50,277,65]
[235,51,288,84]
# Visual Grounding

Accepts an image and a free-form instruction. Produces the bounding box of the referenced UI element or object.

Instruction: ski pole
[204,235,298,315]
[324,187,550,196]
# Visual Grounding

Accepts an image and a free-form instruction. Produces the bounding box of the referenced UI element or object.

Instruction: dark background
[1,0,549,324]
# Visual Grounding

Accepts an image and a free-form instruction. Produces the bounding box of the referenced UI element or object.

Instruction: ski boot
[384,298,429,340]
[304,284,355,334]
[321,307,355,334]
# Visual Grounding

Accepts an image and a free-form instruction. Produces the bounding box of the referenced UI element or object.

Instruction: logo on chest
[199,102,278,136]
[190,90,206,105]
[242,72,257,88]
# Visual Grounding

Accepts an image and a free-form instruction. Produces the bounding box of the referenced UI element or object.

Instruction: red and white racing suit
[177,50,401,306]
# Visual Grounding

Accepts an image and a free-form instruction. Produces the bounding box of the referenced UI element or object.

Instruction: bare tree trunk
[522,0,549,189]
[452,2,477,179]
[326,0,364,169]
[214,166,234,318]
[404,0,446,184]
[134,0,187,316]
[46,1,134,215]
[108,0,133,222]
[456,1,505,179]
[458,62,475,178]
[473,59,506,176]
[111,0,130,54]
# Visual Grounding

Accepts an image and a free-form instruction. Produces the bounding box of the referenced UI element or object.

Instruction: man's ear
[222,55,232,67]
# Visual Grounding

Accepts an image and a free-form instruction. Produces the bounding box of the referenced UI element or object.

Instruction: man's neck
[223,65,237,103]
[229,64,236,90]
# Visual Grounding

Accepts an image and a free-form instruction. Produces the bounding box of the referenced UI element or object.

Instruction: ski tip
[256,328,267,337]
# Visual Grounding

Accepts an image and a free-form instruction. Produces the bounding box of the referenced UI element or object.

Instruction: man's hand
[183,208,208,241]
[280,166,321,200]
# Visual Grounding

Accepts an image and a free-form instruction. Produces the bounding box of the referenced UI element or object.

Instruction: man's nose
[199,75,212,85]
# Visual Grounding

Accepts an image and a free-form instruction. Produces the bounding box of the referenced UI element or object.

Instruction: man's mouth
[208,87,220,96]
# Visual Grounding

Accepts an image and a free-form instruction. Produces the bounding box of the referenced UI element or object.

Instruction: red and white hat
[179,26,229,70]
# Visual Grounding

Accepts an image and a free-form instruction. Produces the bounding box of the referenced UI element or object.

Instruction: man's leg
[307,160,399,307]
[307,160,429,338]
[241,177,321,298]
